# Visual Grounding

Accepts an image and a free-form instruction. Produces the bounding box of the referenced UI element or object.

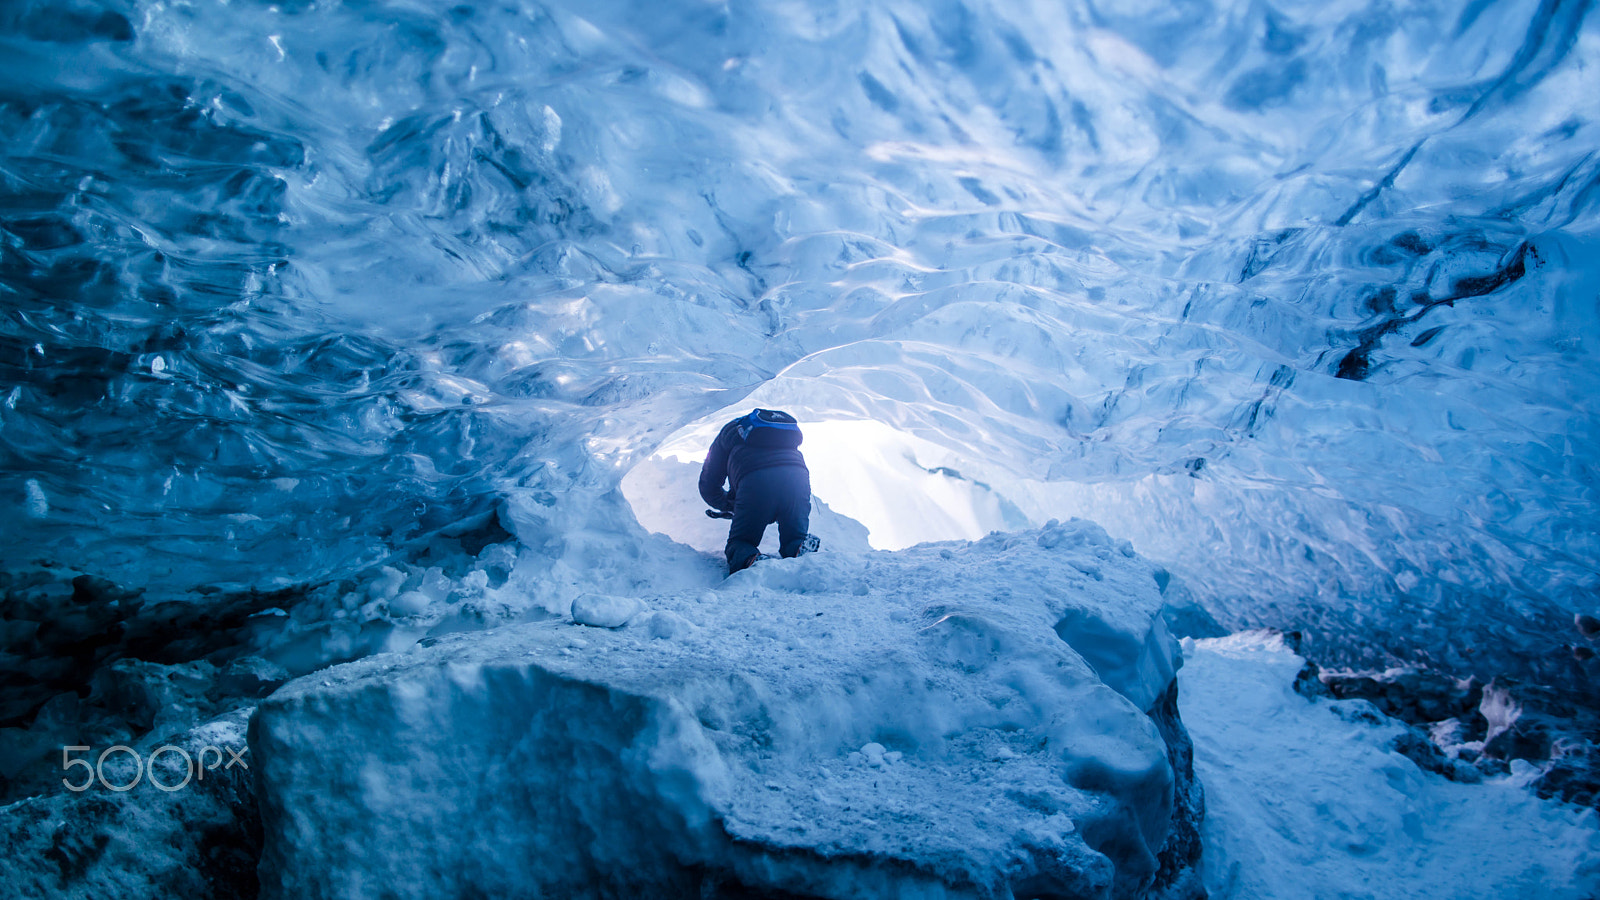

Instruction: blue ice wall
[1,0,1596,689]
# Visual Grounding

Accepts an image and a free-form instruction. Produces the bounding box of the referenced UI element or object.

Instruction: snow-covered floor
[252,519,1193,898]
[1180,631,1600,899]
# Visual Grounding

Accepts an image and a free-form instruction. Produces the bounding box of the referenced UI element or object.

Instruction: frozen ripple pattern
[0,0,1596,685]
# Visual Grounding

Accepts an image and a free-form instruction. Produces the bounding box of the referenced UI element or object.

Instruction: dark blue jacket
[698,417,807,511]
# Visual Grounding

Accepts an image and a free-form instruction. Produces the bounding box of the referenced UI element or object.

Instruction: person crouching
[698,408,819,573]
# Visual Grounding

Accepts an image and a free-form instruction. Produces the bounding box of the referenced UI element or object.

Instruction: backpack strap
[736,409,802,445]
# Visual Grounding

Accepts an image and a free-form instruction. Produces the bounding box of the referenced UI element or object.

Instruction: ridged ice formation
[2,0,1597,688]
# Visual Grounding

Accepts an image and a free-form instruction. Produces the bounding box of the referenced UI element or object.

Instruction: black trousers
[726,465,811,572]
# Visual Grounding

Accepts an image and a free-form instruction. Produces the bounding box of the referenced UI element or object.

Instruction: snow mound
[251,519,1200,899]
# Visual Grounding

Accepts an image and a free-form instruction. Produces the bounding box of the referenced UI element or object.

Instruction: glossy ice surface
[2,0,1596,687]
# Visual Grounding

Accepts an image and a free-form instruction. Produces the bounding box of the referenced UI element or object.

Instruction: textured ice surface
[0,708,259,899]
[251,520,1200,899]
[1180,632,1600,899]
[2,2,1597,704]
[5,4,1598,895]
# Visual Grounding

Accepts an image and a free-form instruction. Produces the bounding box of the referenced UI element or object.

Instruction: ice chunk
[252,524,1196,899]
[217,656,291,699]
[387,590,431,617]
[571,592,644,628]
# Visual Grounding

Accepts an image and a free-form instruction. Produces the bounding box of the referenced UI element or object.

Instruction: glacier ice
[2,0,1599,895]
[2,0,1595,695]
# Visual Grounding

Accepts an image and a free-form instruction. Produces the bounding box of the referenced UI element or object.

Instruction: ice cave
[1,0,1599,897]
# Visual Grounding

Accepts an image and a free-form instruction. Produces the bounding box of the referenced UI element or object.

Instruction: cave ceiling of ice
[1,0,1596,688]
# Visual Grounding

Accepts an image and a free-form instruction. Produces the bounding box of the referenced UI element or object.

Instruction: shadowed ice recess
[2,0,1597,693]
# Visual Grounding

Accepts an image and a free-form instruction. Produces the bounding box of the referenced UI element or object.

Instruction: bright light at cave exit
[623,411,1045,552]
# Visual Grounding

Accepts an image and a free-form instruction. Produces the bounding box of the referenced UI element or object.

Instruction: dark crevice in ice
[1334,240,1530,381]
[1294,640,1600,812]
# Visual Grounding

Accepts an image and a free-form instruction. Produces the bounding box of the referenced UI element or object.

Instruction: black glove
[705,508,734,520]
